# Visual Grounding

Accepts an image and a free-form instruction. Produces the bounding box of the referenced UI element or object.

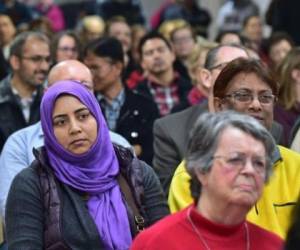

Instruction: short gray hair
[9,31,50,58]
[186,111,276,200]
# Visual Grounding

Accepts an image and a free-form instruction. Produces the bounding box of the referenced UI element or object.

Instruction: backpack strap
[117,173,145,234]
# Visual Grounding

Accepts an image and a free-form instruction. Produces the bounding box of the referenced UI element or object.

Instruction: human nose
[240,158,257,174]
[69,118,81,134]
[40,58,50,70]
[248,95,262,111]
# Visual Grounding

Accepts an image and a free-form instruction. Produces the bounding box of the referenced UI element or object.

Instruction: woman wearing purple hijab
[5,80,169,250]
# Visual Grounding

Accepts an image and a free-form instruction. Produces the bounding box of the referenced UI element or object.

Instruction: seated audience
[0,60,131,218]
[274,48,300,146]
[170,20,197,83]
[77,15,105,47]
[105,16,135,80]
[135,31,192,116]
[131,111,283,250]
[265,32,294,73]
[0,14,16,60]
[168,58,300,239]
[215,30,242,45]
[51,30,81,64]
[35,0,65,32]
[5,80,169,249]
[98,0,145,25]
[152,44,249,193]
[241,14,263,53]
[155,0,211,38]
[216,0,259,33]
[84,37,159,164]
[0,31,50,152]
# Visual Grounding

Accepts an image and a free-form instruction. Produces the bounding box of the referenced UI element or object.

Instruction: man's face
[84,52,120,93]
[0,15,16,45]
[214,72,274,130]
[108,21,131,53]
[14,38,50,87]
[141,38,175,76]
[172,27,195,59]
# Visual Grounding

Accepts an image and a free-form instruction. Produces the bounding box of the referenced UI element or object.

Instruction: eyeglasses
[20,55,52,65]
[213,153,268,175]
[58,46,77,53]
[224,91,276,105]
[208,62,228,71]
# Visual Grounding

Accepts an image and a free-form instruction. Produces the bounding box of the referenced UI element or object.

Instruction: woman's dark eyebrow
[74,107,89,114]
[53,108,88,120]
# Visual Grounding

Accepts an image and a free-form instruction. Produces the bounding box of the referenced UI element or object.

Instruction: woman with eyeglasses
[131,111,283,250]
[51,30,81,65]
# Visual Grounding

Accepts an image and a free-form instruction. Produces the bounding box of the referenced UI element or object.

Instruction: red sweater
[131,205,283,250]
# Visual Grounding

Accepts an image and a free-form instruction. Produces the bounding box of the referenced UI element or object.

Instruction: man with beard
[135,32,191,117]
[0,31,50,151]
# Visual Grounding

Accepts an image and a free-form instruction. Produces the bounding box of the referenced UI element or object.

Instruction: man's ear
[199,68,212,89]
[213,96,224,112]
[9,55,21,71]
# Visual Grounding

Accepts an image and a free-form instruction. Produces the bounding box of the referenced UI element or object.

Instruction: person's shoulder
[155,104,206,127]
[247,221,284,247]
[278,145,300,161]
[136,207,187,237]
[126,87,157,108]
[11,122,41,138]
[11,161,40,187]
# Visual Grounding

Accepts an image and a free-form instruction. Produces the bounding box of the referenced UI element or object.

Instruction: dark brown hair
[213,58,278,98]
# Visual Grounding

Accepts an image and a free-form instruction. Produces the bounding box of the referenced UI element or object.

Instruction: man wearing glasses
[0,31,50,151]
[169,58,300,240]
[152,44,249,193]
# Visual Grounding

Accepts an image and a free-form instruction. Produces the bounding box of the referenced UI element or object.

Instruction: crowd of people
[0,0,300,249]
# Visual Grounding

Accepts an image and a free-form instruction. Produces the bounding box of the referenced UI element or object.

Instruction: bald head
[47,60,93,90]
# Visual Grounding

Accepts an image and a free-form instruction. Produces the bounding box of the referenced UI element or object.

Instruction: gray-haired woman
[131,111,283,250]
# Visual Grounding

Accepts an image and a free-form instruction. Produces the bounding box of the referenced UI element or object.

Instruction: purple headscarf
[40,80,132,249]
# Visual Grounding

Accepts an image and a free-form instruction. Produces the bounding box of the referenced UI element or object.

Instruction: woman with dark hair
[266,32,294,72]
[5,80,168,249]
[51,30,81,64]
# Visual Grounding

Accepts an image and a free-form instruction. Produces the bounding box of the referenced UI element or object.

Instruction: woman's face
[269,40,292,67]
[52,95,97,154]
[198,127,266,209]
[244,16,262,42]
[56,35,79,62]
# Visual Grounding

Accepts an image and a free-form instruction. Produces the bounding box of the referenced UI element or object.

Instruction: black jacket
[99,87,159,165]
[5,145,169,250]
[0,75,43,152]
